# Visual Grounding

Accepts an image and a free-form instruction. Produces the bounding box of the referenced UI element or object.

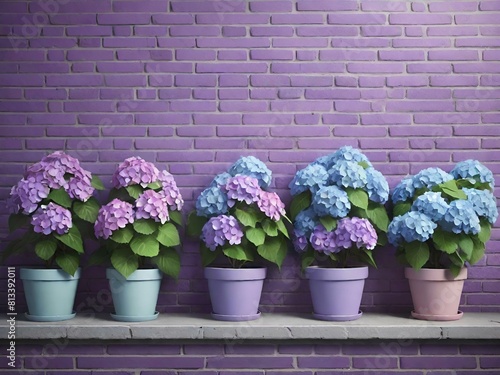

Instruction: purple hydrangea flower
[67,175,94,202]
[312,185,351,218]
[31,202,72,235]
[225,175,262,207]
[310,225,338,254]
[463,188,498,224]
[94,199,135,239]
[8,174,50,214]
[334,217,378,251]
[288,164,329,196]
[135,190,169,224]
[257,191,286,221]
[158,170,184,211]
[228,156,272,188]
[329,160,368,189]
[196,186,229,217]
[112,156,160,188]
[201,214,244,251]
[450,159,495,188]
[292,233,309,253]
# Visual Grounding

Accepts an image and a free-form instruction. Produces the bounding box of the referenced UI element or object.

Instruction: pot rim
[106,268,163,281]
[305,265,369,281]
[20,267,81,281]
[404,267,468,281]
[204,266,267,281]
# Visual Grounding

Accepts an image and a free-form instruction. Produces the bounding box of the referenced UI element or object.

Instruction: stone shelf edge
[2,313,500,341]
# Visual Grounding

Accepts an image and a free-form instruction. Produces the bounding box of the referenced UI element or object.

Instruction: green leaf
[87,248,111,266]
[262,220,278,236]
[91,175,105,190]
[458,235,474,259]
[153,248,180,279]
[358,161,371,169]
[187,211,207,238]
[157,222,181,247]
[393,202,412,217]
[8,213,30,233]
[432,228,458,254]
[405,241,430,270]
[235,208,258,228]
[55,251,80,276]
[47,188,72,208]
[246,227,266,247]
[130,234,160,257]
[35,238,57,261]
[169,210,183,226]
[435,180,467,200]
[319,216,337,232]
[257,236,287,268]
[469,237,485,265]
[448,251,465,268]
[275,219,289,239]
[449,264,463,278]
[377,231,388,246]
[125,184,143,199]
[366,202,389,232]
[133,219,159,235]
[358,249,377,268]
[147,181,162,190]
[346,188,369,210]
[290,191,312,221]
[108,187,131,202]
[73,197,100,223]
[110,226,134,244]
[301,248,315,271]
[478,219,491,243]
[55,226,84,253]
[111,248,139,278]
[0,233,38,263]
[200,243,218,267]
[223,245,254,262]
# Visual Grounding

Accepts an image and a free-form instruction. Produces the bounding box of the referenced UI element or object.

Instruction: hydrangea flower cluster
[450,159,495,187]
[228,156,272,188]
[31,202,73,236]
[388,211,437,245]
[257,191,286,221]
[135,190,170,224]
[158,170,184,212]
[94,199,135,240]
[289,147,388,268]
[112,156,160,189]
[201,215,244,251]
[225,175,261,207]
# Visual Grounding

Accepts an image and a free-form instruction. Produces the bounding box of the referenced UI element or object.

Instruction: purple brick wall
[1,340,500,373]
[0,0,499,315]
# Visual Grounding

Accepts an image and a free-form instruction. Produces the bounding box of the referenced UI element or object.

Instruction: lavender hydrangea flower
[67,175,94,202]
[135,190,169,224]
[8,174,50,214]
[292,233,309,253]
[294,207,319,237]
[450,159,495,188]
[441,200,481,235]
[310,225,338,254]
[201,214,244,251]
[228,156,272,188]
[391,176,415,204]
[365,168,389,204]
[94,199,135,240]
[112,156,160,188]
[31,202,73,235]
[411,192,449,222]
[312,186,351,218]
[334,217,378,251]
[289,164,329,196]
[225,175,261,207]
[158,170,184,211]
[210,172,232,188]
[257,191,286,221]
[196,187,229,217]
[329,160,367,189]
[412,167,453,190]
[463,188,498,224]
[388,212,437,244]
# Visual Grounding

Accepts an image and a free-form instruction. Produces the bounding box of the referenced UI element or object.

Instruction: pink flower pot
[405,267,467,321]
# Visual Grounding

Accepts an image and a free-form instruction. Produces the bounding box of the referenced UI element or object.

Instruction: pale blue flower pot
[106,268,162,322]
[20,268,81,322]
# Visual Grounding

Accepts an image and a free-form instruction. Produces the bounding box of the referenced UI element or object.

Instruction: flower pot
[20,268,81,322]
[204,267,266,321]
[405,267,467,321]
[106,268,162,322]
[305,266,368,321]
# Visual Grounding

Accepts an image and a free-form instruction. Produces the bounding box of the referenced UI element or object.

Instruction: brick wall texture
[0,0,499,316]
[1,340,500,373]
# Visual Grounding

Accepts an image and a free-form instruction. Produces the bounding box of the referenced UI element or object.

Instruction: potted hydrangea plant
[388,160,498,321]
[2,151,103,321]
[91,156,183,321]
[187,156,290,321]
[289,146,390,321]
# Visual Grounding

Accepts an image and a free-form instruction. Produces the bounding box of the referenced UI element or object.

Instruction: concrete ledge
[2,313,499,341]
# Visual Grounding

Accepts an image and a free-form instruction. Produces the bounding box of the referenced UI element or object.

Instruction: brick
[222,26,246,37]
[153,14,194,25]
[457,38,500,47]
[272,100,331,112]
[321,50,376,61]
[175,75,217,87]
[353,356,398,369]
[297,51,317,61]
[429,50,478,61]
[250,1,293,12]
[436,138,480,149]
[427,26,478,36]
[295,114,319,124]
[78,357,204,369]
[429,2,477,11]
[170,26,219,37]
[207,356,293,369]
[297,356,350,369]
[359,76,385,87]
[480,1,500,10]
[297,0,358,11]
[219,89,248,100]
[306,89,360,100]
[393,38,451,48]
[170,101,216,112]
[379,50,425,61]
[50,14,97,25]
[390,14,452,25]
[407,89,451,99]
[273,38,329,48]
[361,1,408,11]
[271,14,324,24]
[103,37,156,48]
[171,1,246,12]
[218,126,268,137]
[406,26,424,37]
[197,38,270,48]
[291,76,333,87]
[98,14,151,25]
[193,88,216,100]
[408,63,452,73]
[328,13,386,25]
[484,50,500,60]
[297,26,358,37]
[347,62,404,74]
[0,74,43,87]
[454,63,500,73]
[24,357,74,369]
[250,26,294,37]
[218,50,247,61]
[387,100,455,112]
[196,14,269,25]
[272,62,344,74]
[113,0,168,12]
[97,62,144,73]
[220,101,267,112]
[402,356,477,369]
[361,26,402,37]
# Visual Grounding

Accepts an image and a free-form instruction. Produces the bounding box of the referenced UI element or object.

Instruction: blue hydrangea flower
[463,188,498,225]
[391,176,415,204]
[366,168,389,204]
[450,159,495,188]
[411,192,449,222]
[329,160,368,189]
[389,211,437,244]
[312,185,351,218]
[289,164,329,196]
[440,200,481,235]
[196,187,229,217]
[294,207,319,237]
[332,146,373,166]
[210,172,231,188]
[412,167,453,190]
[228,156,272,188]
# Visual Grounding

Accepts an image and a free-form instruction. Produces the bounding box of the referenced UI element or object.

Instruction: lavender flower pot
[306,266,369,321]
[405,267,467,321]
[107,268,162,322]
[204,267,266,321]
[20,268,81,322]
